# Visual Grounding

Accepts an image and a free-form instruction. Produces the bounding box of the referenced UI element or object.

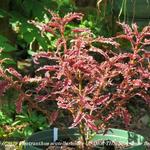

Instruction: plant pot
[91,128,146,150]
[23,128,146,150]
[23,128,80,150]
[113,0,150,26]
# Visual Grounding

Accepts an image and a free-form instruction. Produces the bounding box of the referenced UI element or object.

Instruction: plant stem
[79,122,87,150]
[78,70,88,149]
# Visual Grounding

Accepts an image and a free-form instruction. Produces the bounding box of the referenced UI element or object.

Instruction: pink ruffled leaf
[16,94,25,113]
[72,28,90,33]
[36,65,58,72]
[63,12,84,25]
[86,121,98,132]
[49,111,59,124]
[6,68,22,79]
[0,80,9,96]
[69,111,84,128]
[95,94,110,106]
[121,109,131,128]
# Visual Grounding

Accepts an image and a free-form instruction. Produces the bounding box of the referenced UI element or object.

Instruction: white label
[53,127,58,142]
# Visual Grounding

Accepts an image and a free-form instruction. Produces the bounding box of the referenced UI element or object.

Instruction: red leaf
[144,52,150,58]
[121,109,131,128]
[36,80,48,93]
[69,111,84,128]
[6,68,22,79]
[0,80,9,96]
[137,92,150,103]
[137,67,150,79]
[72,28,90,33]
[36,94,50,102]
[117,22,132,35]
[132,23,138,35]
[0,67,4,74]
[93,37,120,48]
[57,103,68,109]
[132,79,142,87]
[56,38,65,52]
[63,12,83,25]
[89,47,109,60]
[49,111,59,124]
[16,94,24,113]
[36,65,58,72]
[73,60,84,69]
[33,52,53,64]
[78,96,92,109]
[47,22,60,28]
[22,76,42,83]
[86,121,98,132]
[114,63,128,69]
[104,113,113,122]
[56,97,70,109]
[43,25,55,35]
[143,39,150,46]
[84,114,95,122]
[95,95,110,105]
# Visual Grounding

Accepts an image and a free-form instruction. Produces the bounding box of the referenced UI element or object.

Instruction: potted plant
[0,11,149,149]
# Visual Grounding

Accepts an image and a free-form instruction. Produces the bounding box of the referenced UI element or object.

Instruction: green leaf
[12,120,21,126]
[16,115,27,119]
[0,128,5,137]
[0,111,3,117]
[38,116,45,123]
[36,36,48,50]
[0,35,8,42]
[42,0,58,10]
[0,9,8,18]
[23,0,33,15]
[11,130,23,138]
[23,126,34,137]
[6,118,13,124]
[22,31,34,43]
[1,59,16,65]
[27,49,36,56]
[39,126,44,130]
[30,113,38,123]
[0,14,4,18]
[32,0,44,18]
[0,35,16,52]
[0,43,16,52]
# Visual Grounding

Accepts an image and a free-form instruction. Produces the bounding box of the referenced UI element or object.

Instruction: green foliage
[0,35,16,65]
[0,104,49,138]
[0,35,15,52]
[0,8,9,18]
[0,111,13,125]
[14,106,49,130]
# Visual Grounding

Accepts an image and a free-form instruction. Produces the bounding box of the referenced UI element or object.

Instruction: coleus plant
[0,10,150,148]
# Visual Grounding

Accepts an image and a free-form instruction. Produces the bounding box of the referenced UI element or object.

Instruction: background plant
[0,104,49,139]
